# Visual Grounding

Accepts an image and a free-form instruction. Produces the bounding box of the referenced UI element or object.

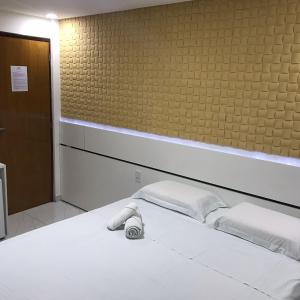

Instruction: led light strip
[61,117,300,168]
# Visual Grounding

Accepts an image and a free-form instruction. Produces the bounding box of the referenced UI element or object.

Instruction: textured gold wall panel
[60,0,300,158]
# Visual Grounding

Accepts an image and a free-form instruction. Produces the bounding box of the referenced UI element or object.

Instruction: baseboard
[54,195,62,202]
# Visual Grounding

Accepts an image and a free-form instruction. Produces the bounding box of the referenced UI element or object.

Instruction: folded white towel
[125,215,144,239]
[107,202,139,231]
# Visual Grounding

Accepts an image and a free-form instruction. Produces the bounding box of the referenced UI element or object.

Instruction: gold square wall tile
[60,0,300,158]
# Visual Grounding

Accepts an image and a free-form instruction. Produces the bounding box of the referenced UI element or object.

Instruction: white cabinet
[0,164,7,239]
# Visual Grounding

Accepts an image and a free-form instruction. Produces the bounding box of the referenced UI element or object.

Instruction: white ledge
[61,117,300,168]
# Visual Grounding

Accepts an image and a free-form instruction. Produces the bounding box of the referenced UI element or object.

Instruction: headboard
[60,118,300,218]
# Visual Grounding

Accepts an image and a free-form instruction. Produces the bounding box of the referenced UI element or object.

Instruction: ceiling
[0,0,190,20]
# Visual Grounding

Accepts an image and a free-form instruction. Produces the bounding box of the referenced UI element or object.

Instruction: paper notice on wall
[10,66,28,92]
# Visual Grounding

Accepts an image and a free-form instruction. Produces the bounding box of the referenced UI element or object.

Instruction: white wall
[0,10,61,198]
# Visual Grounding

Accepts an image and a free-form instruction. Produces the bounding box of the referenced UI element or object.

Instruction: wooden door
[0,33,53,214]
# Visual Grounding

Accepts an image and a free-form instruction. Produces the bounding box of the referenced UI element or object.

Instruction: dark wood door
[0,34,53,214]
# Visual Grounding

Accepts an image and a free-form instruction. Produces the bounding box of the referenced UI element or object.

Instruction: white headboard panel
[60,145,300,218]
[60,118,300,210]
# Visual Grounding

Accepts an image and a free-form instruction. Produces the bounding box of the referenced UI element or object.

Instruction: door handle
[0,128,6,132]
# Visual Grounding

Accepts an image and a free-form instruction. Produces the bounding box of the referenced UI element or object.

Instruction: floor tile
[25,201,85,225]
[6,212,44,238]
[5,201,85,239]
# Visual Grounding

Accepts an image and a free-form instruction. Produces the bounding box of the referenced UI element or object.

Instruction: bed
[0,194,299,300]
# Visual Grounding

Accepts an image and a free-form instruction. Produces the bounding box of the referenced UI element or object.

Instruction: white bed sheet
[0,198,299,300]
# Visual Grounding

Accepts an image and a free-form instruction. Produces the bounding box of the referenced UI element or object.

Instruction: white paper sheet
[10,66,28,92]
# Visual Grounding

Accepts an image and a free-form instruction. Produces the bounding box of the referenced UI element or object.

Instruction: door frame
[0,31,54,204]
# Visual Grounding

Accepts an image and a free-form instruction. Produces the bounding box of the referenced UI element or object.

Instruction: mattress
[0,198,299,300]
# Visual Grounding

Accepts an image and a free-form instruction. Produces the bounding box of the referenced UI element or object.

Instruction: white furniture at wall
[60,118,300,217]
[0,163,7,239]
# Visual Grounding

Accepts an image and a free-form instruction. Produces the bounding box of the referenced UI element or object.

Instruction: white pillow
[214,202,300,260]
[132,180,226,222]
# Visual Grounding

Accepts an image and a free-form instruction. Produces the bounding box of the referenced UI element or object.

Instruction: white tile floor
[6,201,85,239]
